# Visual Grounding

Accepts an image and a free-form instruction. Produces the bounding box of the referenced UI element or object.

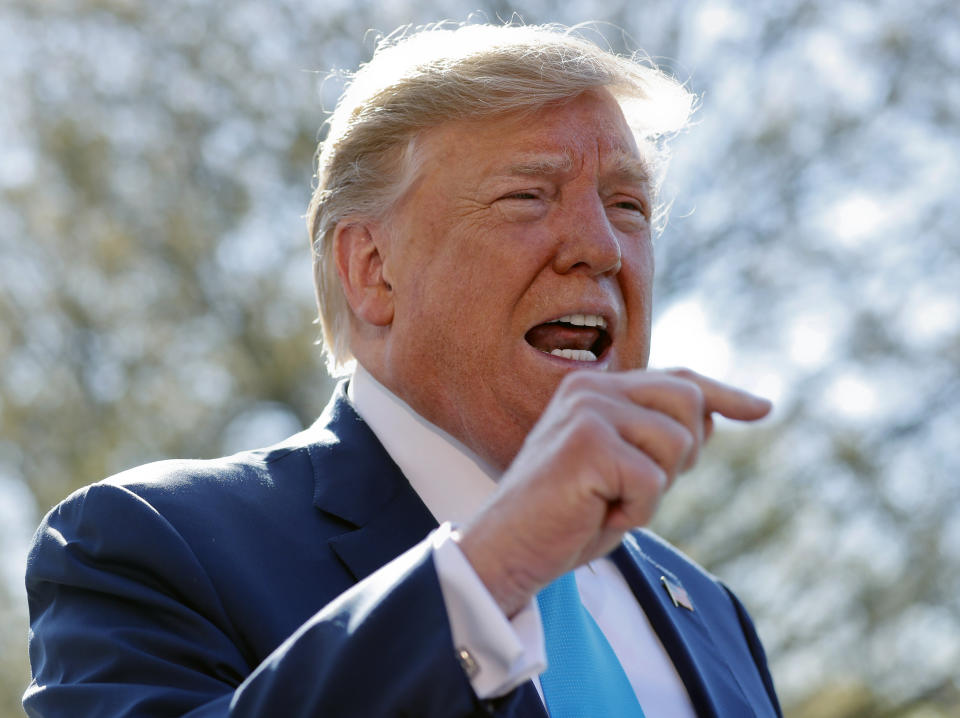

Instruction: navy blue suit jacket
[25,383,782,717]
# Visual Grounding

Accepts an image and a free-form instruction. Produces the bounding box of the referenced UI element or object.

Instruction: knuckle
[558,369,599,396]
[675,427,696,457]
[569,406,610,443]
[678,381,705,416]
[644,460,668,492]
[667,366,697,382]
[565,389,599,416]
[655,371,704,414]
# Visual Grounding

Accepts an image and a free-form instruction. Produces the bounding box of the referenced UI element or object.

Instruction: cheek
[447,240,537,307]
[619,245,655,354]
[623,240,655,295]
[630,233,655,270]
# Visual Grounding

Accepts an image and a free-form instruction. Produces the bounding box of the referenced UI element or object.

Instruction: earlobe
[333,221,394,327]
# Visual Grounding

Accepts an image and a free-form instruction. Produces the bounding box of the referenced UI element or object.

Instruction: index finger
[664,368,773,422]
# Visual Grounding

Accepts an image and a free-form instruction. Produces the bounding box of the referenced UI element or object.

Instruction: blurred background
[1,0,958,715]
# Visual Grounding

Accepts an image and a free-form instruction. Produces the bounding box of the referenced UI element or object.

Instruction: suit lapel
[307,386,548,717]
[611,534,755,718]
[307,385,439,582]
[327,488,439,582]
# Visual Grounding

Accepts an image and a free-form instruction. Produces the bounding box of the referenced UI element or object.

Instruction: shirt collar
[348,364,501,525]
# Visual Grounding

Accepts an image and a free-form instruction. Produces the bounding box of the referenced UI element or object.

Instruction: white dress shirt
[349,365,696,717]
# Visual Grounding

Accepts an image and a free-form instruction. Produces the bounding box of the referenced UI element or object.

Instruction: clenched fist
[457,368,772,617]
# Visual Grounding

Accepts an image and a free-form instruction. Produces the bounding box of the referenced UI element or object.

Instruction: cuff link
[456,647,480,679]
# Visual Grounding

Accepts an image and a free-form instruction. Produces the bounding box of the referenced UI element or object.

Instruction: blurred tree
[1,0,957,716]
[646,3,960,715]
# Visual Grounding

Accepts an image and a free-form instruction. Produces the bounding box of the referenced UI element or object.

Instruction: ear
[333,220,394,327]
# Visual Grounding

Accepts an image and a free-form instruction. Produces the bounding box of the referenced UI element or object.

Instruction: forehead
[415,90,649,182]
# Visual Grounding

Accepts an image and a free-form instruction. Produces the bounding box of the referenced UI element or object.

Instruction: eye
[610,198,646,213]
[608,196,650,221]
[495,190,548,222]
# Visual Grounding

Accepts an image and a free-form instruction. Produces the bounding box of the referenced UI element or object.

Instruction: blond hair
[307,22,694,375]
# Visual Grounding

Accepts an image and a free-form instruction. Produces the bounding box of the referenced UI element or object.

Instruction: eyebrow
[499,149,651,188]
[502,152,575,178]
[606,150,651,188]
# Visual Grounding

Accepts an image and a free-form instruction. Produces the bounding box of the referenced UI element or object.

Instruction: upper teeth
[549,314,607,329]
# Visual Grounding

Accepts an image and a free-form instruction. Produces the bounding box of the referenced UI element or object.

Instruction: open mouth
[524,313,612,362]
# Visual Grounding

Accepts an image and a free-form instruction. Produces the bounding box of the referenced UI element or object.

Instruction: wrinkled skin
[336,89,772,614]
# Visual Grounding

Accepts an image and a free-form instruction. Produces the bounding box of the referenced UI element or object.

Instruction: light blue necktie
[537,572,646,717]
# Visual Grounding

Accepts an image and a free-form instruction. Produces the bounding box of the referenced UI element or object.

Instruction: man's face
[377,89,655,469]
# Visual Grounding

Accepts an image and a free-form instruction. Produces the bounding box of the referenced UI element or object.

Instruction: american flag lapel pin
[661,576,694,611]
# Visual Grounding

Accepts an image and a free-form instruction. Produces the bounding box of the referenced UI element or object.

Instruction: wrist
[453,524,537,618]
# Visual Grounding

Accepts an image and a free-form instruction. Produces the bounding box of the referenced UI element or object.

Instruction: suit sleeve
[23,482,486,718]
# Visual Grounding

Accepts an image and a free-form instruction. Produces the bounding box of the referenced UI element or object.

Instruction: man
[25,22,782,717]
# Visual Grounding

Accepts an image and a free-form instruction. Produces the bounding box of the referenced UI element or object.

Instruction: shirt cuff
[430,522,546,698]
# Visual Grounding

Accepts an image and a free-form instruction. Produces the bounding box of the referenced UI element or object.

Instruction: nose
[551,193,622,276]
